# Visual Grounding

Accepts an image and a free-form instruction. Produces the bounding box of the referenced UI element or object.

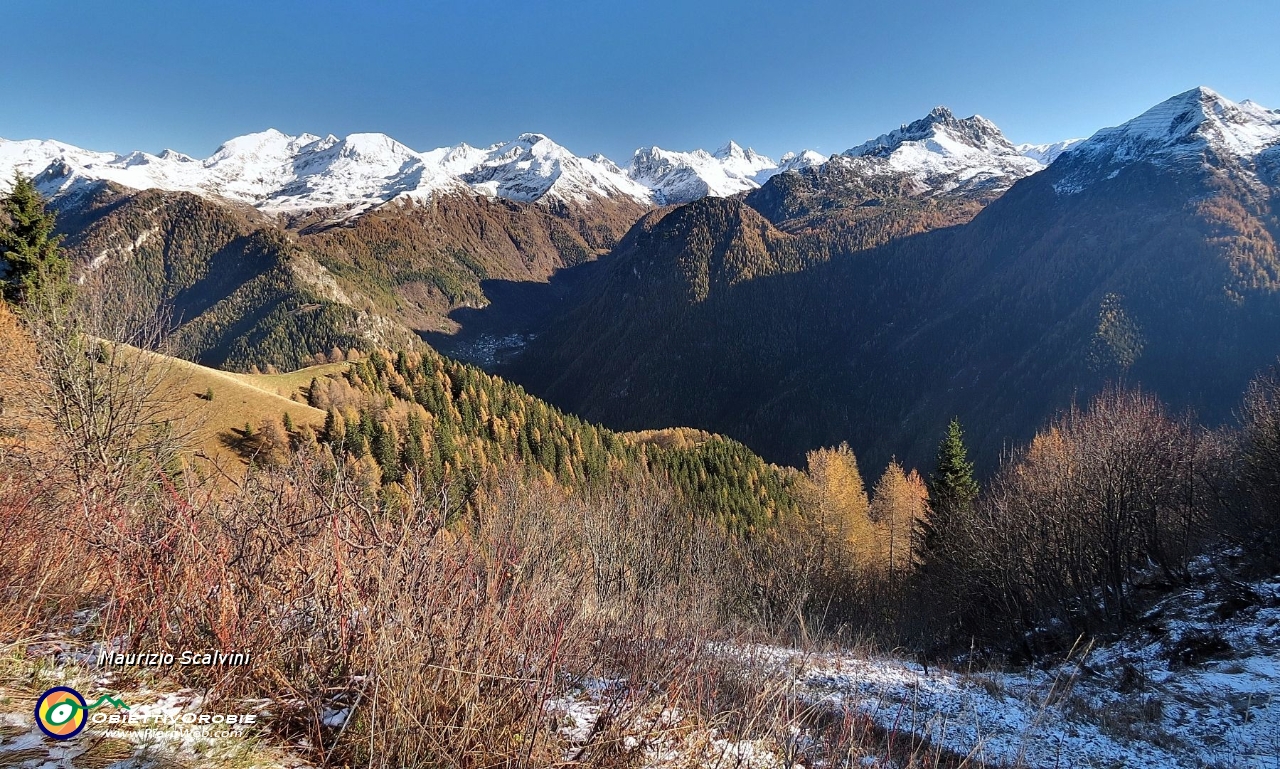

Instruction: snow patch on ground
[727,566,1280,767]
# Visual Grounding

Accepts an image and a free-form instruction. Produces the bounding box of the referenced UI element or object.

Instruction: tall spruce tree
[0,174,68,304]
[916,418,978,565]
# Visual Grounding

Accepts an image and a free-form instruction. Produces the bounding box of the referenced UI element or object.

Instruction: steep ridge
[841,106,1046,195]
[745,106,1061,246]
[52,180,648,369]
[1053,86,1280,194]
[299,191,649,333]
[505,88,1280,472]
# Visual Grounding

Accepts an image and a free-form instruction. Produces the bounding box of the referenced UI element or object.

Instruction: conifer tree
[917,419,978,562]
[372,420,401,483]
[0,174,69,305]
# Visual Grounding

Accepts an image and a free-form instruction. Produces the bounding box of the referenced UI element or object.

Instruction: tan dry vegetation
[141,349,329,467]
[0,299,333,474]
[2,294,975,768]
[224,360,352,402]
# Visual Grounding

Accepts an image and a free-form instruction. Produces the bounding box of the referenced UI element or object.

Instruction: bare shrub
[1240,365,1280,555]
[0,400,769,769]
[958,386,1228,643]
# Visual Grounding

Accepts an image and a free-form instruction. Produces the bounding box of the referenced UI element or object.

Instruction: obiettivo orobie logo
[34,686,129,740]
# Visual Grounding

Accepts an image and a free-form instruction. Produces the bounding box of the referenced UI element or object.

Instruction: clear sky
[4,0,1278,163]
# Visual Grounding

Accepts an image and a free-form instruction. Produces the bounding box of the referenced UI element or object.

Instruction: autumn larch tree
[869,460,929,582]
[805,442,873,572]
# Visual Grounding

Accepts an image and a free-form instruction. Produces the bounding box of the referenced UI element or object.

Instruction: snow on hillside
[841,106,1046,195]
[1055,87,1280,194]
[531,556,1280,768]
[722,558,1280,767]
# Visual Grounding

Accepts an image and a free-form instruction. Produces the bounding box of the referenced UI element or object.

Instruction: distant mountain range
[0,110,1075,218]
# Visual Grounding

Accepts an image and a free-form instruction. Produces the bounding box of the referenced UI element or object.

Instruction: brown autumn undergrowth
[0,295,1090,767]
[0,299,987,768]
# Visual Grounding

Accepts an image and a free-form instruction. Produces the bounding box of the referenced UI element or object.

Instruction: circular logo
[35,686,88,740]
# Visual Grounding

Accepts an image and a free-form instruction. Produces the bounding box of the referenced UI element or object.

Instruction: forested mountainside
[506,88,1280,472]
[299,347,805,535]
[2,101,1064,380]
[297,191,647,332]
[53,182,647,370]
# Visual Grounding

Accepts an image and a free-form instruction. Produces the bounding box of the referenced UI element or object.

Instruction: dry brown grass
[136,350,329,471]
[223,361,351,402]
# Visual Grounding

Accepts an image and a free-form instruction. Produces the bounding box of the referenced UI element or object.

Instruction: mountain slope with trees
[46,179,647,371]
[505,88,1280,474]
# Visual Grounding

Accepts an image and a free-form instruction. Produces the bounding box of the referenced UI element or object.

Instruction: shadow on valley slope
[420,260,604,368]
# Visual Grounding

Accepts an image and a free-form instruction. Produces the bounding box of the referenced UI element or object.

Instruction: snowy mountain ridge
[0,127,835,216]
[1016,138,1085,165]
[13,89,1262,217]
[840,105,1048,195]
[1054,86,1280,194]
[622,141,827,205]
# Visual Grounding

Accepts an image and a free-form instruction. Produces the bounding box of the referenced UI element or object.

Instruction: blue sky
[4,0,1278,162]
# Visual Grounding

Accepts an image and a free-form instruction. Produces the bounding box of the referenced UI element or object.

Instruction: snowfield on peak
[840,106,1046,195]
[1054,87,1280,194]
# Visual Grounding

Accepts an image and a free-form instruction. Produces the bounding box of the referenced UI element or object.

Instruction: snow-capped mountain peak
[1054,87,1280,194]
[712,140,763,163]
[841,107,1044,194]
[624,140,824,205]
[777,150,828,172]
[1084,87,1278,157]
[460,133,652,204]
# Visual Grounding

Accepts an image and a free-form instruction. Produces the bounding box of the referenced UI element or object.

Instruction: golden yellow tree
[804,442,874,571]
[869,460,929,580]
